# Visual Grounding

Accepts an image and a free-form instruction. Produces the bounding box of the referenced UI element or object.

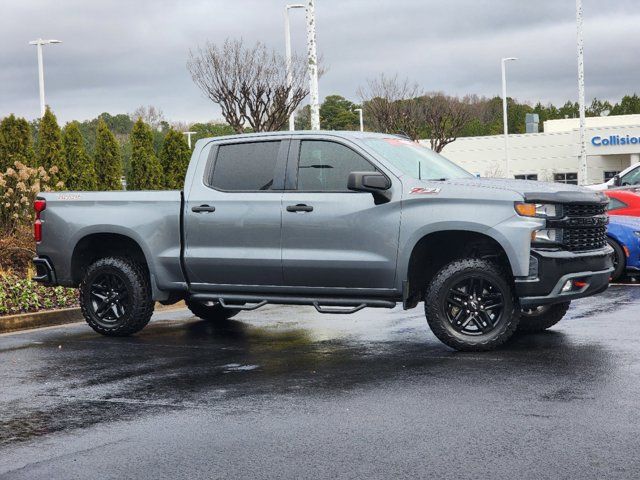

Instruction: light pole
[305,0,320,130]
[183,131,197,149]
[354,108,364,132]
[28,38,62,118]
[501,57,518,178]
[576,0,588,185]
[284,4,305,131]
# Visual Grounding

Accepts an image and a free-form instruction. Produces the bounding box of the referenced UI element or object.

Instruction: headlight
[515,202,558,218]
[532,229,562,244]
[634,231,640,238]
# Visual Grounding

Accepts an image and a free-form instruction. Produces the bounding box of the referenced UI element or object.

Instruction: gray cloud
[1,0,638,123]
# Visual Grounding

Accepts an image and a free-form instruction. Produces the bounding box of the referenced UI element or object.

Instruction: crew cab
[33,132,613,351]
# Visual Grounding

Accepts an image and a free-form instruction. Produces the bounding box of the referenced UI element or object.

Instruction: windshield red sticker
[410,187,440,195]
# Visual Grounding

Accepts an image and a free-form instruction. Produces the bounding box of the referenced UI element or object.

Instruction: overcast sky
[1,0,638,124]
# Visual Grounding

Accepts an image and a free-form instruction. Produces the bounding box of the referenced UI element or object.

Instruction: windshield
[362,138,473,181]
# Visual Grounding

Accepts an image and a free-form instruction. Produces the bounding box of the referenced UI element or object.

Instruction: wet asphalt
[1,285,640,479]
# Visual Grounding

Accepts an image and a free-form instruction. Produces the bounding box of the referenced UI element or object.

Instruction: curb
[0,301,186,334]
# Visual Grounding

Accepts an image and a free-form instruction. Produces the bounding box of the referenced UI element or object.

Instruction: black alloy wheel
[89,272,130,327]
[445,276,505,336]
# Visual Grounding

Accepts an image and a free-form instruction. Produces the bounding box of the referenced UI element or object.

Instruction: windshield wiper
[426,178,448,181]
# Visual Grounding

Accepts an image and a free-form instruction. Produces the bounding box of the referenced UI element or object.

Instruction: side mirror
[348,171,392,203]
[613,174,622,187]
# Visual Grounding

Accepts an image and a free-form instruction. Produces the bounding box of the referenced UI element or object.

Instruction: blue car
[607,215,640,281]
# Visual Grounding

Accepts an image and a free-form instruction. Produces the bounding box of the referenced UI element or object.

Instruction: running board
[189,293,396,314]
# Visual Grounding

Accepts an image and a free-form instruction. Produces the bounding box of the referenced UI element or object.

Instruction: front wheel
[79,256,154,336]
[424,258,518,351]
[517,302,570,333]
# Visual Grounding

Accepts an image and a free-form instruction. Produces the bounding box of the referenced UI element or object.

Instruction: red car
[605,189,640,217]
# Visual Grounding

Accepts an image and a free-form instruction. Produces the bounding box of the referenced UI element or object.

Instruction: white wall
[437,123,640,185]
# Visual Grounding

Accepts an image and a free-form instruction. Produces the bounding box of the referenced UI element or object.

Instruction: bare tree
[421,94,472,152]
[359,75,471,150]
[187,39,312,133]
[358,74,424,140]
[130,105,166,130]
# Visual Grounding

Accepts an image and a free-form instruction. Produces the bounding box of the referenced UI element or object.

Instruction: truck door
[280,138,401,290]
[183,139,288,291]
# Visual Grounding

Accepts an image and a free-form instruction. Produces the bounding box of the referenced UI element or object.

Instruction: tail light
[34,198,46,242]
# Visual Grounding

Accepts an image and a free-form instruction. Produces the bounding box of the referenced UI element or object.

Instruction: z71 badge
[410,187,441,195]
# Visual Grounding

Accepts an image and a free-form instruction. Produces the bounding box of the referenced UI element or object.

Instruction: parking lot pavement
[1,286,640,479]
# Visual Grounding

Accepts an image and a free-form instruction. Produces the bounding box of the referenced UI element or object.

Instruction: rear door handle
[286,204,314,213]
[192,205,216,213]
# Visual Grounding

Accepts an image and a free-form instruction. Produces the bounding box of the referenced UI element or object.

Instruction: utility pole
[576,0,588,185]
[28,38,62,118]
[305,0,320,130]
[501,57,517,178]
[285,4,305,131]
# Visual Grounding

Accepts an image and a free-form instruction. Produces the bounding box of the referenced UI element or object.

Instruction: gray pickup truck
[33,131,613,351]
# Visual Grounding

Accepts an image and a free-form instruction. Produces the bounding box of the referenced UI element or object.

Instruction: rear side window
[208,141,280,191]
[297,140,376,191]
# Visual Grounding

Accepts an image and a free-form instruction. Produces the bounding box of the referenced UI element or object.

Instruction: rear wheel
[607,238,626,282]
[424,258,518,351]
[517,301,570,333]
[186,299,240,322]
[80,256,154,336]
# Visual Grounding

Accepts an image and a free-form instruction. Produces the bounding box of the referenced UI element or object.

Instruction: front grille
[558,202,608,252]
[564,203,606,217]
[563,225,608,251]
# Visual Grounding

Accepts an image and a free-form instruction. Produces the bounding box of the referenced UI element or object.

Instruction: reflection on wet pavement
[1,285,639,448]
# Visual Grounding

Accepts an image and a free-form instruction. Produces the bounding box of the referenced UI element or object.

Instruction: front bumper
[32,256,57,286]
[515,246,613,306]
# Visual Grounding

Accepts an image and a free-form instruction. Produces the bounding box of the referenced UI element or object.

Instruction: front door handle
[286,204,314,213]
[192,205,216,213]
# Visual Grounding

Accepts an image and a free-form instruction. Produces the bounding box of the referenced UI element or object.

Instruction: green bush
[0,272,78,315]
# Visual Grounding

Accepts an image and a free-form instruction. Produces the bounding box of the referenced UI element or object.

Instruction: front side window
[621,166,640,186]
[607,198,627,211]
[208,141,280,191]
[297,140,376,191]
[362,137,473,181]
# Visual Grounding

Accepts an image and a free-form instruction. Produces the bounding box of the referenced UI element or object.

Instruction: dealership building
[439,114,640,185]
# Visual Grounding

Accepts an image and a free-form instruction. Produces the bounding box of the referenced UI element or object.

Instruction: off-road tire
[424,258,519,351]
[80,256,154,336]
[186,299,240,322]
[607,238,626,282]
[517,301,571,333]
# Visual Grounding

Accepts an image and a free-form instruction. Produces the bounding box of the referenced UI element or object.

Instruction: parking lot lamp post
[354,108,364,132]
[183,131,197,149]
[501,57,518,178]
[285,4,305,131]
[28,38,62,118]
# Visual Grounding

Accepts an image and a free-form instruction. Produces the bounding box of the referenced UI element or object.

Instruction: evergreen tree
[63,121,96,190]
[37,107,67,187]
[128,118,162,190]
[94,118,123,190]
[0,114,35,171]
[160,129,191,189]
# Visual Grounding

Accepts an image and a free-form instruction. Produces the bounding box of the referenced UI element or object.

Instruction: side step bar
[189,293,396,315]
